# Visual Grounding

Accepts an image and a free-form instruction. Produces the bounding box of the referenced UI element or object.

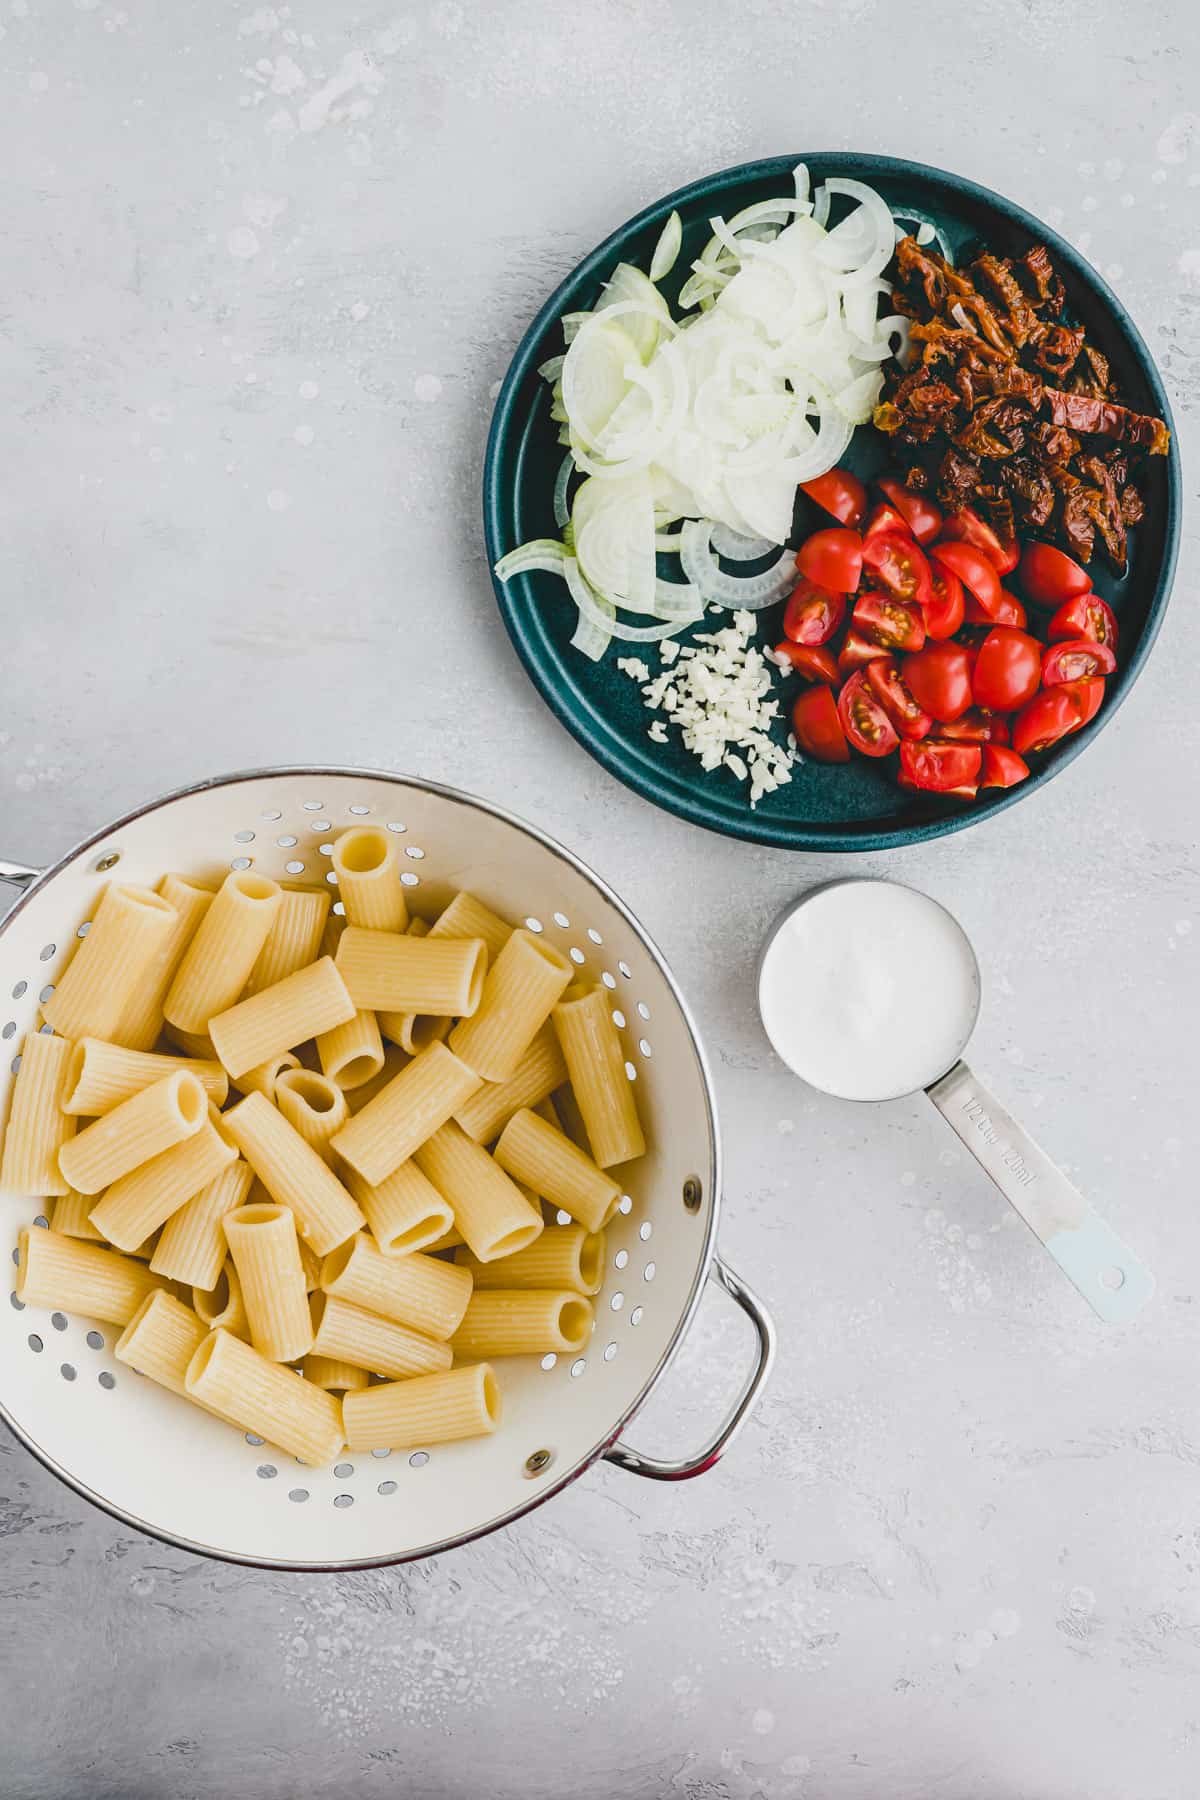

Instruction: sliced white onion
[649,210,683,282]
[710,523,776,560]
[679,520,796,611]
[495,540,568,581]
[815,179,897,280]
[565,556,691,644]
[652,576,703,619]
[553,453,574,530]
[538,353,565,385]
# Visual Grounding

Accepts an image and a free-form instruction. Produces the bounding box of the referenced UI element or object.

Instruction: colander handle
[0,861,40,890]
[602,1255,775,1481]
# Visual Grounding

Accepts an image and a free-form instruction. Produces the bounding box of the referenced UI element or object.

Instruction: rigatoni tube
[41,884,177,1043]
[336,927,487,1019]
[330,827,409,932]
[88,1106,237,1252]
[273,1068,349,1163]
[315,1008,385,1092]
[320,1233,471,1339]
[456,1224,605,1296]
[552,983,645,1168]
[449,929,573,1083]
[343,1159,452,1256]
[309,1291,451,1381]
[208,956,355,1081]
[164,871,283,1034]
[493,1108,621,1233]
[185,1329,344,1466]
[150,1160,254,1289]
[222,1091,364,1256]
[223,1202,312,1362]
[244,885,331,995]
[330,1041,482,1187]
[62,1039,229,1116]
[412,1120,543,1263]
[193,1260,249,1339]
[114,1290,208,1396]
[0,1031,76,1197]
[16,1227,159,1326]
[450,1290,594,1359]
[342,1363,500,1453]
[452,1023,567,1146]
[59,1069,208,1196]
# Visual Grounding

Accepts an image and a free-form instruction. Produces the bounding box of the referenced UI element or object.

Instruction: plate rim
[483,151,1182,853]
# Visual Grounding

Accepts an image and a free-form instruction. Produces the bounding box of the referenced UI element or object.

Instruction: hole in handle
[1100,1266,1126,1292]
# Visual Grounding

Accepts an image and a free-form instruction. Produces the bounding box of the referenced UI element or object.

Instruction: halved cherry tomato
[837,669,900,757]
[936,709,995,743]
[862,530,932,610]
[863,502,910,541]
[773,642,839,685]
[979,745,1030,788]
[800,468,867,529]
[1042,638,1117,685]
[865,659,933,741]
[899,739,983,792]
[838,629,888,675]
[902,642,974,722]
[792,685,850,762]
[797,528,863,593]
[924,565,965,640]
[783,580,845,646]
[1018,541,1091,608]
[877,478,942,545]
[853,591,926,653]
[1048,592,1119,652]
[929,542,1002,619]
[939,506,1019,575]
[972,628,1043,713]
[1060,676,1105,729]
[964,587,1027,629]
[1011,687,1083,755]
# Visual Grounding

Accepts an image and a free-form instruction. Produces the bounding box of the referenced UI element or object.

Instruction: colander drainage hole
[525,917,543,934]
[285,861,305,876]
[245,1433,265,1447]
[618,1196,633,1215]
[302,800,323,812]
[540,1353,557,1370]
[10,1293,24,1311]
[400,872,420,888]
[98,1371,116,1390]
[570,1359,586,1378]
[27,1333,42,1352]
[637,1002,650,1021]
[409,1451,429,1469]
[349,804,371,816]
[277,835,298,848]
[87,1330,105,1349]
[233,830,255,844]
[261,810,282,822]
[385,821,406,834]
[553,912,569,929]
[644,1262,657,1282]
[603,1342,618,1362]
[569,947,585,965]
[377,1480,397,1496]
[587,928,603,945]
[60,1363,76,1382]
[33,1215,48,1230]
[39,944,56,962]
[610,1292,625,1312]
[601,972,616,990]
[639,1222,653,1241]
[612,1009,626,1029]
[257,1464,277,1480]
[333,1493,354,1509]
[50,1312,67,1331]
[230,858,253,872]
[614,1250,629,1270]
[618,961,632,979]
[2,1024,15,1041]
[289,1488,309,1503]
[630,1305,643,1326]
[11,981,26,999]
[334,1462,354,1479]
[370,1447,390,1459]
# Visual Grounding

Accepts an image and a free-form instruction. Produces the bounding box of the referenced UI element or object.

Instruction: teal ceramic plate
[483,154,1181,852]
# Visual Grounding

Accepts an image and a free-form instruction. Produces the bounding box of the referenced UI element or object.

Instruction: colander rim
[0,764,722,1570]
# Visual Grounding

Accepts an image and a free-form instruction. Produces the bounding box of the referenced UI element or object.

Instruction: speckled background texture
[2,2,1199,1796]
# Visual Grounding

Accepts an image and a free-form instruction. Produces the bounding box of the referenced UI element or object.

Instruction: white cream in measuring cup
[758,879,1154,1324]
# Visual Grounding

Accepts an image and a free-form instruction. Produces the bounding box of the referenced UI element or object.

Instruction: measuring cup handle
[926,1060,1154,1323]
[603,1255,776,1481]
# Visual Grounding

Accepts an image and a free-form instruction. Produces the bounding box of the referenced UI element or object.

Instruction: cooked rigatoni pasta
[41,884,177,1044]
[320,1233,471,1339]
[63,1039,228,1116]
[345,1042,408,1112]
[331,1041,482,1187]
[117,875,215,1052]
[456,1224,605,1296]
[16,1226,159,1326]
[424,1223,464,1253]
[273,1068,348,1162]
[412,1119,543,1263]
[301,1354,370,1392]
[150,1159,254,1289]
[88,1107,237,1252]
[552,983,645,1168]
[342,1363,499,1452]
[50,1188,105,1242]
[380,892,513,1053]
[343,1159,452,1256]
[493,1107,621,1233]
[114,1289,208,1396]
[296,1230,323,1292]
[193,1260,249,1339]
[336,927,487,1019]
[315,1007,385,1092]
[453,1023,567,1146]
[185,1329,344,1466]
[164,871,283,1034]
[208,956,355,1082]
[451,1290,594,1359]
[449,929,573,1083]
[0,1030,76,1196]
[222,1091,364,1255]
[233,1049,300,1102]
[224,1202,312,1362]
[164,1023,218,1059]
[59,1069,207,1196]
[309,1291,451,1380]
[244,885,331,994]
[330,827,409,932]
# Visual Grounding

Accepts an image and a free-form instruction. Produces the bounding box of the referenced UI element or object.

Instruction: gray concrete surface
[2,1,1200,1795]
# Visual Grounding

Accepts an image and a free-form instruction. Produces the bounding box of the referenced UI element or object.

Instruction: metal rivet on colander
[94,852,120,872]
[683,1176,703,1213]
[524,1449,553,1478]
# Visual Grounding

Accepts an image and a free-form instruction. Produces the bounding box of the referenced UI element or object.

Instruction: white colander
[0,768,774,1570]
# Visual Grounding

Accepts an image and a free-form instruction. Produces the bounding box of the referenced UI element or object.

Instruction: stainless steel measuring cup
[758,878,1153,1324]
